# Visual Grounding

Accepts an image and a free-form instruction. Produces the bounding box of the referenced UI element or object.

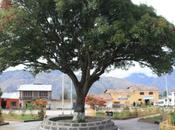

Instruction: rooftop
[1,92,19,99]
[18,84,52,91]
[105,85,158,94]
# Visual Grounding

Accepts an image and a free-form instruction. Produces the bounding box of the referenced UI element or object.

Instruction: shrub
[96,111,106,117]
[32,99,47,120]
[38,108,45,120]
[170,112,175,125]
[86,95,106,109]
[113,111,137,119]
[0,109,3,123]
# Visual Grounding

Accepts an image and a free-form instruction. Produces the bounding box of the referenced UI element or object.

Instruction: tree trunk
[72,91,86,122]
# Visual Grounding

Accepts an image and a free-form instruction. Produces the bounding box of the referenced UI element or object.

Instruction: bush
[96,111,106,117]
[0,109,3,123]
[113,111,137,119]
[38,108,45,120]
[170,112,175,125]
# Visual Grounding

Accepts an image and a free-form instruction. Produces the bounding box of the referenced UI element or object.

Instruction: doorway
[145,99,150,105]
[1,99,7,109]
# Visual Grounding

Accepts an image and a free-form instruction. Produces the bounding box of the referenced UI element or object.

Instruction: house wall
[19,91,52,100]
[0,98,20,109]
[109,90,159,107]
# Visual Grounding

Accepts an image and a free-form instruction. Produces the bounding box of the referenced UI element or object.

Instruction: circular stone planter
[39,115,118,130]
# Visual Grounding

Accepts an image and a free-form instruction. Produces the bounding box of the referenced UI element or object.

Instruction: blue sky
[5,0,175,78]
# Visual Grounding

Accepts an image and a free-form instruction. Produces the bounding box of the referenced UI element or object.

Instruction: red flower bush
[86,95,106,109]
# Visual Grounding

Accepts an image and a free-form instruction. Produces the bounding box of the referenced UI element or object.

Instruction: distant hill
[1,70,175,99]
[0,70,133,99]
[125,72,175,91]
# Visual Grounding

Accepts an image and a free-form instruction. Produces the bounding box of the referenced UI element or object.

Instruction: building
[0,92,20,109]
[18,84,52,107]
[105,85,159,107]
[156,91,175,107]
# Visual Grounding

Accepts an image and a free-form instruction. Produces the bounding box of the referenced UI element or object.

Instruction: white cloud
[132,0,175,24]
[4,64,26,72]
[103,62,157,78]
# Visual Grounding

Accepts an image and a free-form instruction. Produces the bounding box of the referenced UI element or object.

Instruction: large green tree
[1,0,175,121]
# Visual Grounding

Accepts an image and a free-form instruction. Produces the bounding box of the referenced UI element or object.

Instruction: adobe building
[0,92,20,109]
[18,84,52,107]
[105,85,159,107]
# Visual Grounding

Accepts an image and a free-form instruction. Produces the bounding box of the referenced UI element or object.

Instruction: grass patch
[96,111,106,117]
[2,113,39,121]
[112,111,137,120]
[96,111,137,120]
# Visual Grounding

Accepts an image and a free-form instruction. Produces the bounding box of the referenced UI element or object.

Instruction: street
[114,118,159,130]
[0,121,41,130]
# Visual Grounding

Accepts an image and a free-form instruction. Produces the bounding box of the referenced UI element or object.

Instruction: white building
[18,84,52,107]
[156,92,175,107]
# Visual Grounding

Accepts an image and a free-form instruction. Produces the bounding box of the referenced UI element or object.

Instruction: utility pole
[165,75,169,106]
[70,80,73,114]
[62,74,65,115]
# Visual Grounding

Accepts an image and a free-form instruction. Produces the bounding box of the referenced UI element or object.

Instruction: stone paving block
[89,127,97,130]
[59,127,68,130]
[51,127,57,130]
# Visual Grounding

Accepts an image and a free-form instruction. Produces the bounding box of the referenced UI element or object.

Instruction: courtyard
[0,118,159,130]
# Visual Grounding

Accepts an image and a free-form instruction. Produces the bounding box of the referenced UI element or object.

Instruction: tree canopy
[1,0,175,117]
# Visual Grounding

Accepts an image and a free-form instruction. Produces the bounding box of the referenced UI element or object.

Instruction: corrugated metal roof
[1,92,19,99]
[18,84,52,91]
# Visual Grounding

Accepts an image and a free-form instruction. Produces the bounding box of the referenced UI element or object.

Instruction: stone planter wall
[39,116,117,130]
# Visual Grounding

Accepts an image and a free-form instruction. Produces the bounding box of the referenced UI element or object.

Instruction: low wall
[160,121,175,130]
[39,116,117,130]
[2,109,39,115]
[1,110,73,116]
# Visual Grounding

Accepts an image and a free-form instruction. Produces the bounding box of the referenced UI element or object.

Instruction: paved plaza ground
[0,121,41,130]
[114,118,159,130]
[0,118,159,130]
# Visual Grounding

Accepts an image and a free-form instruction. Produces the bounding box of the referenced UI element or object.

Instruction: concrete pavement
[0,121,41,130]
[0,117,159,130]
[114,118,159,130]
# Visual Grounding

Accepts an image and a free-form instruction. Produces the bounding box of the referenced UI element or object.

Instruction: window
[149,92,153,95]
[39,91,48,97]
[23,91,32,97]
[34,92,38,97]
[140,92,144,95]
[11,102,16,107]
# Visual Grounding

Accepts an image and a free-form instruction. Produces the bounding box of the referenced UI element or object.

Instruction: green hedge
[112,111,137,120]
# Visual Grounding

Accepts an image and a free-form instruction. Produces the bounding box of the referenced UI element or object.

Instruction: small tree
[86,95,106,109]
[32,99,47,120]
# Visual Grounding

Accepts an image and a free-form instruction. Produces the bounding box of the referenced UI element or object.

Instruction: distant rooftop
[18,84,52,91]
[105,85,158,94]
[1,92,19,99]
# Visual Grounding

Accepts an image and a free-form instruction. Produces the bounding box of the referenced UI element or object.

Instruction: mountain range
[0,70,174,99]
